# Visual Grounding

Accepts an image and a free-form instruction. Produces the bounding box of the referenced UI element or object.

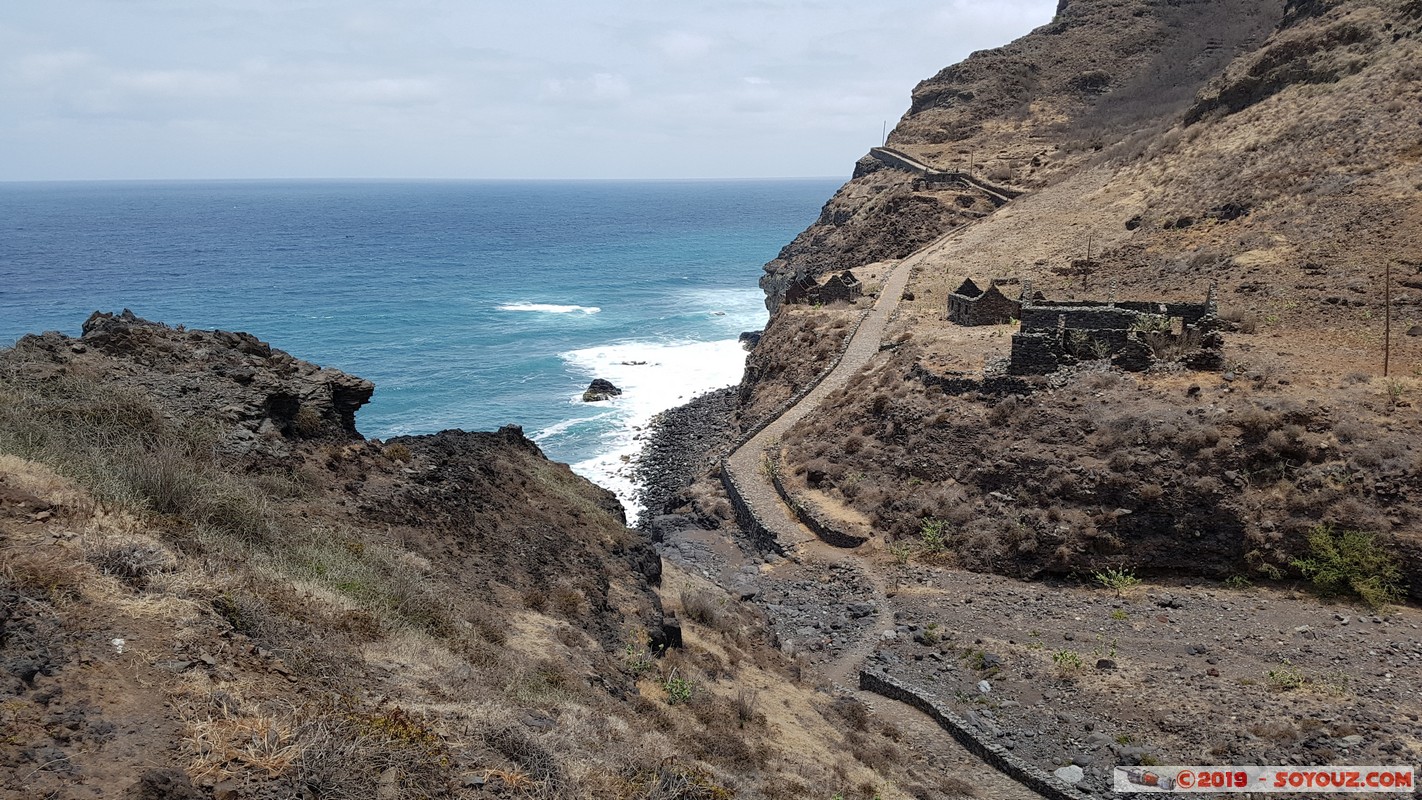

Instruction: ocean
[0,179,839,521]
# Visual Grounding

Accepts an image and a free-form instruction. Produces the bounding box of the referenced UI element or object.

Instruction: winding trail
[724,236,1044,799]
[724,250,917,687]
[724,256,911,554]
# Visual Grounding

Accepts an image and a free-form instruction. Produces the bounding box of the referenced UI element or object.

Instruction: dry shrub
[1179,425,1221,453]
[1082,371,1120,391]
[734,688,762,727]
[691,696,766,768]
[1,548,86,603]
[551,585,586,618]
[290,406,324,438]
[1256,425,1313,465]
[1249,720,1300,742]
[1350,437,1409,471]
[643,764,736,800]
[1234,406,1280,440]
[468,603,508,646]
[522,586,548,612]
[1333,419,1367,444]
[85,537,176,589]
[679,590,722,629]
[211,589,283,643]
[829,696,870,731]
[847,730,901,772]
[986,395,1027,428]
[1218,307,1257,333]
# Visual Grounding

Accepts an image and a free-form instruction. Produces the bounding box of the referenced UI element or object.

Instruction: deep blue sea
[0,179,838,517]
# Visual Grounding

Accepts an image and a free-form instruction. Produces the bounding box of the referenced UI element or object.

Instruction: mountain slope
[740,0,1421,594]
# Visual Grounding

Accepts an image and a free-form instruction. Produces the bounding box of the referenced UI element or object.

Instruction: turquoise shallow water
[0,179,837,512]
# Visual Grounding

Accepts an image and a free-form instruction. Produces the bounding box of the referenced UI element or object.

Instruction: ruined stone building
[784,270,863,306]
[1007,284,1222,375]
[947,278,1022,326]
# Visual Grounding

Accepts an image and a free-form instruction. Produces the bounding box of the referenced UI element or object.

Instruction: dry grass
[0,359,939,800]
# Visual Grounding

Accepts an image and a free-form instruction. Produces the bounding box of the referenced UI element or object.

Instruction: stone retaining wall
[910,364,1033,396]
[767,457,869,549]
[869,147,1024,202]
[718,300,876,554]
[719,463,784,555]
[859,670,1094,800]
[732,306,873,450]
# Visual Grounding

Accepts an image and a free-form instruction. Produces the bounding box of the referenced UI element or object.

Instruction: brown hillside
[737,0,1422,593]
[758,0,1287,309]
[0,314,983,799]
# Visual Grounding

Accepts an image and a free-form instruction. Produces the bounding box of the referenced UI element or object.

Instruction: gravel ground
[866,566,1422,796]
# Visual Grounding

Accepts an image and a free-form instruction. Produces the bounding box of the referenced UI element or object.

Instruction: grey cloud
[0,1,1055,180]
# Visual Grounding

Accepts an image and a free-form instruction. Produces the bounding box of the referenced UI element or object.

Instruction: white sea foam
[678,287,767,332]
[561,337,749,524]
[496,302,601,314]
[531,411,615,443]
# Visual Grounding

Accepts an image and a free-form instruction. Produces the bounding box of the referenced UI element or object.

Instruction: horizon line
[0,175,847,186]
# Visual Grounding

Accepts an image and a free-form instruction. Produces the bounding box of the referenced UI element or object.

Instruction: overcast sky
[2,1,1055,181]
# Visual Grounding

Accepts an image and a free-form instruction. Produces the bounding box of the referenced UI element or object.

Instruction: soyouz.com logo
[1112,766,1415,793]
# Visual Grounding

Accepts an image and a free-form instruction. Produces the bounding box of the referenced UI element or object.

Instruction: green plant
[919,519,949,554]
[625,636,655,677]
[1115,733,1133,745]
[1291,525,1404,609]
[1092,567,1142,597]
[1110,609,1129,621]
[663,669,694,705]
[1385,379,1404,409]
[963,650,998,676]
[888,543,914,565]
[1224,574,1254,590]
[1129,314,1171,334]
[1267,660,1306,691]
[759,454,780,479]
[921,622,941,645]
[1052,649,1084,675]
[1246,550,1286,581]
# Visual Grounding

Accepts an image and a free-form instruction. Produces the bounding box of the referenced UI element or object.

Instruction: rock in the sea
[739,330,762,350]
[582,378,622,402]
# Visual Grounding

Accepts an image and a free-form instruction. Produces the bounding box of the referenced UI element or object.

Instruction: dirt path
[724,243,1044,799]
[724,253,912,554]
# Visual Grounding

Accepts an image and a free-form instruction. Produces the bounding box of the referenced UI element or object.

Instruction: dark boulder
[582,378,622,402]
